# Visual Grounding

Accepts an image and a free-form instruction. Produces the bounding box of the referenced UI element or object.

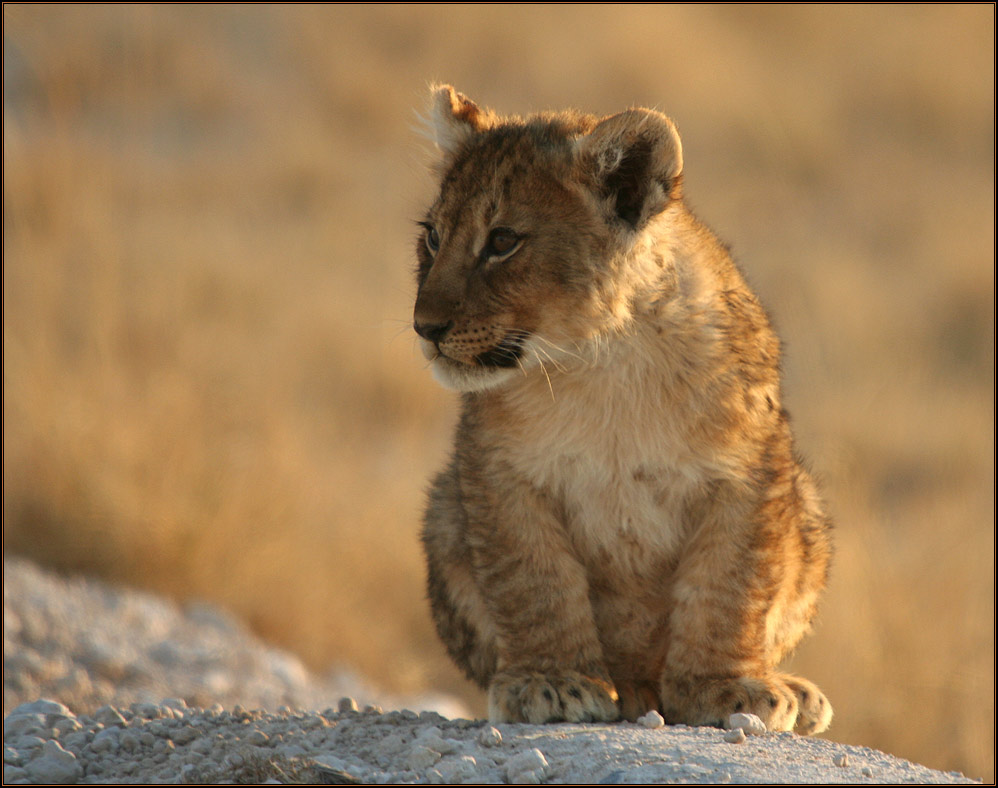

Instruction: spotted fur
[415,85,833,734]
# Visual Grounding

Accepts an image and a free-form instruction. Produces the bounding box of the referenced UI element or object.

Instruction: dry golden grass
[3,4,994,781]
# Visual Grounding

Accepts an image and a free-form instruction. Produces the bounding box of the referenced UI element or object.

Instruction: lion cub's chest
[498,368,707,580]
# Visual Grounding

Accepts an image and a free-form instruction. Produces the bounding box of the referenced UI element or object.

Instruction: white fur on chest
[500,332,711,574]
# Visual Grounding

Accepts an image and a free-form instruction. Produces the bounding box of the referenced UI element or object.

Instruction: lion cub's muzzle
[414,319,525,369]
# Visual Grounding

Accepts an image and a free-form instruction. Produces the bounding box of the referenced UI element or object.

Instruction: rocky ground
[2,558,980,784]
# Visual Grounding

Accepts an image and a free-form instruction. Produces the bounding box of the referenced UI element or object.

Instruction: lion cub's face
[414,86,683,392]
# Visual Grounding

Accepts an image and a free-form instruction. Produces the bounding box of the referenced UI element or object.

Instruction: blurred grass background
[2,4,994,780]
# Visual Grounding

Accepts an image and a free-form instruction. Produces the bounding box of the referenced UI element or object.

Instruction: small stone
[62,732,90,751]
[477,726,502,747]
[437,755,478,783]
[363,704,383,714]
[727,712,767,735]
[132,702,163,720]
[338,697,359,713]
[91,728,119,754]
[119,730,141,753]
[2,714,46,738]
[161,697,188,712]
[834,753,849,767]
[637,710,665,729]
[506,748,548,784]
[246,729,270,746]
[171,725,201,745]
[53,717,81,736]
[93,705,127,727]
[24,740,81,784]
[12,700,72,719]
[861,766,873,777]
[14,735,45,752]
[406,744,441,770]
[4,746,22,766]
[723,727,747,744]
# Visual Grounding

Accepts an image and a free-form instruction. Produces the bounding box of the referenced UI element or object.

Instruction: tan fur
[414,85,833,734]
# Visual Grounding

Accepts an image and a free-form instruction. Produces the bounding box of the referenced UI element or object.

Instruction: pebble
[637,710,665,729]
[834,753,849,767]
[24,740,81,784]
[723,727,747,744]
[172,725,201,745]
[437,755,478,783]
[90,728,119,753]
[338,697,359,713]
[477,726,502,747]
[506,748,549,784]
[727,713,767,736]
[406,744,442,770]
[93,706,127,727]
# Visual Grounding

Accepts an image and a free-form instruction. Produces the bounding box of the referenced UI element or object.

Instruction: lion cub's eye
[424,225,440,254]
[484,227,522,261]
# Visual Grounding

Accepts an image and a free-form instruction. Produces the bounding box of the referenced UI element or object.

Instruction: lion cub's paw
[488,670,620,724]
[782,674,833,735]
[662,673,830,734]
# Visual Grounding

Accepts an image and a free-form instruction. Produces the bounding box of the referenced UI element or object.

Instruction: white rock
[93,705,127,727]
[477,725,502,747]
[637,710,665,729]
[723,727,747,744]
[25,740,81,784]
[161,697,188,712]
[416,731,457,755]
[12,700,72,719]
[90,728,120,754]
[506,748,549,784]
[405,744,441,770]
[2,713,45,738]
[727,712,767,735]
[834,753,849,767]
[338,697,359,713]
[437,755,478,783]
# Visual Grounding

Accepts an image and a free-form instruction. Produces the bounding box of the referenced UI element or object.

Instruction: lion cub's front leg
[476,490,620,724]
[660,485,833,734]
[424,462,619,725]
[489,669,619,724]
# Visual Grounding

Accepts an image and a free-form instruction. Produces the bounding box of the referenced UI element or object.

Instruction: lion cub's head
[414,85,684,392]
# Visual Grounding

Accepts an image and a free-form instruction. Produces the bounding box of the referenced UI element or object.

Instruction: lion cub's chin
[429,355,523,393]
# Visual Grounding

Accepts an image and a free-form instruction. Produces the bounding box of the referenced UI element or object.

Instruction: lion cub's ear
[427,84,496,160]
[576,109,683,231]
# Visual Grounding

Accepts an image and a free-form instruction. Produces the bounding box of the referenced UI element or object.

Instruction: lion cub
[414,85,833,734]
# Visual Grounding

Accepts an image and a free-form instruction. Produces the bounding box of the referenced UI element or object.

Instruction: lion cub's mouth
[473,333,526,369]
[421,332,527,370]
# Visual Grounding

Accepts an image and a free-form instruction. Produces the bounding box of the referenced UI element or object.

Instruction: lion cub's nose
[414,320,453,344]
